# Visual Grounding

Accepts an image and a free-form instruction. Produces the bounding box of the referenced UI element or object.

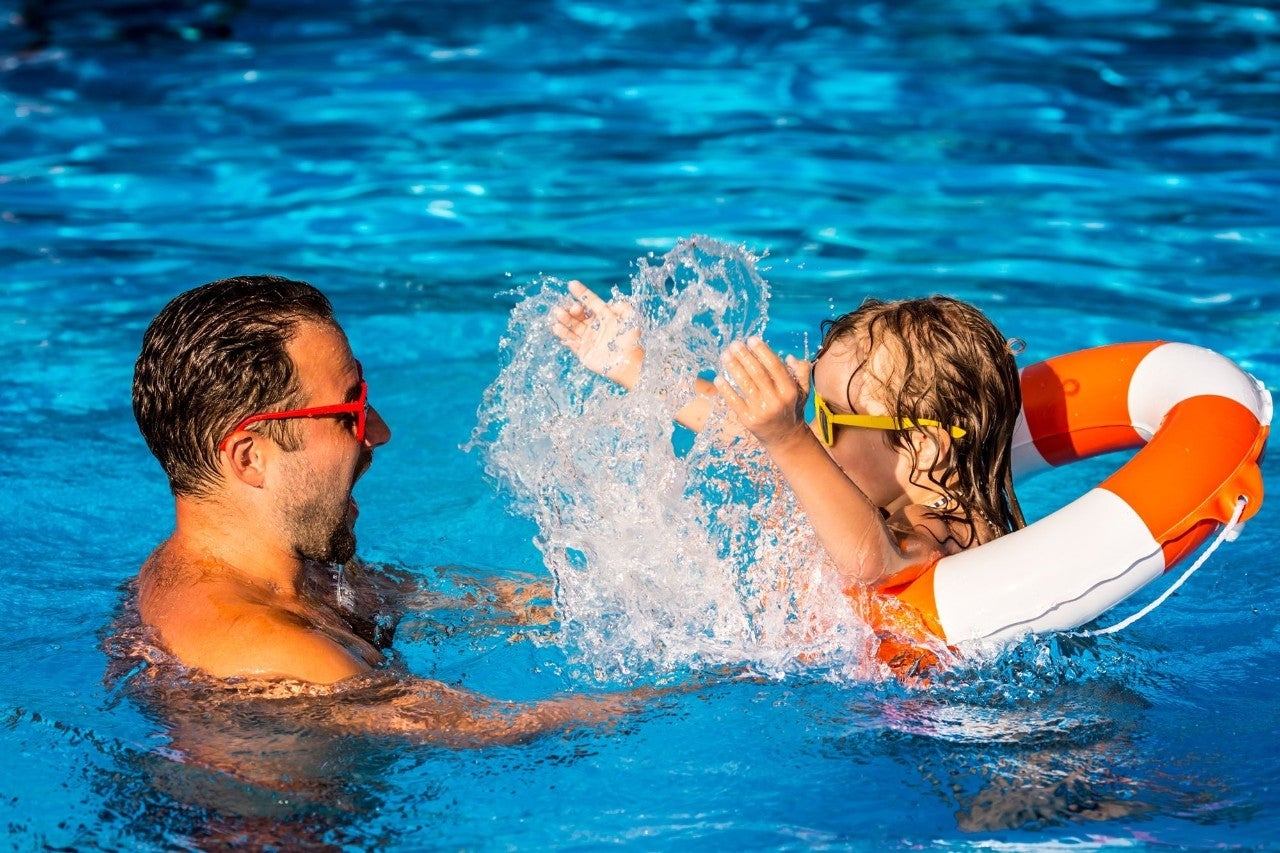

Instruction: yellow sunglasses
[812,390,966,446]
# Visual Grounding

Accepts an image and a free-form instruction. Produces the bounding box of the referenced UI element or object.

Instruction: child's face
[809,338,918,512]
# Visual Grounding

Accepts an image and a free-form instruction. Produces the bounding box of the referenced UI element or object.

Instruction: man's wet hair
[133,275,337,497]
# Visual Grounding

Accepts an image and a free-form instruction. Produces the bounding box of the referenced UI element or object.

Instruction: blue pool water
[3,0,1279,848]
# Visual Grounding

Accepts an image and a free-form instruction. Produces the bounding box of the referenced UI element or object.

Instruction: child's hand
[551,280,643,389]
[715,338,813,448]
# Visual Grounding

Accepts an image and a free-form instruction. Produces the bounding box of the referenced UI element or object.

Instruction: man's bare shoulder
[137,544,373,684]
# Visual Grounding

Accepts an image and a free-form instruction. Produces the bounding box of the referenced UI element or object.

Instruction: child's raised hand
[551,280,643,389]
[715,337,813,448]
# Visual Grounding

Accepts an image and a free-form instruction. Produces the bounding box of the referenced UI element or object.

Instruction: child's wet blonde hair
[819,295,1025,541]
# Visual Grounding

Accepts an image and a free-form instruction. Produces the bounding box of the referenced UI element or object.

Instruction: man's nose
[365,404,391,447]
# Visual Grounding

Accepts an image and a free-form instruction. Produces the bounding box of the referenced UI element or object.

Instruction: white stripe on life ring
[932,489,1165,643]
[1129,342,1272,439]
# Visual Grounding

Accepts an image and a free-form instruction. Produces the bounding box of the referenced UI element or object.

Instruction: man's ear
[223,433,267,488]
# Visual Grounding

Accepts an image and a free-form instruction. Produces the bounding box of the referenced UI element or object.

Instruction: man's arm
[187,604,660,746]
[323,677,657,748]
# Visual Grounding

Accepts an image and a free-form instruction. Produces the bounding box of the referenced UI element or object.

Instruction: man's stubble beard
[278,454,357,566]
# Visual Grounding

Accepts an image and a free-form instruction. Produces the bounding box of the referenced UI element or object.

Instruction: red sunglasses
[219,380,369,452]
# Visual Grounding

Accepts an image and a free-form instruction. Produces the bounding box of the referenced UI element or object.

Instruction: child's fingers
[722,341,775,394]
[551,319,574,343]
[550,306,582,339]
[560,298,590,324]
[567,279,611,317]
[718,349,758,398]
[784,355,812,395]
[714,348,759,396]
[743,337,796,393]
[552,303,585,336]
[712,375,747,416]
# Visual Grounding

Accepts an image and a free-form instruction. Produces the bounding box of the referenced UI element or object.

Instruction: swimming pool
[3,0,1278,848]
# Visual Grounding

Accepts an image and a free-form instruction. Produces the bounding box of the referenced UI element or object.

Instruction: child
[552,279,1025,592]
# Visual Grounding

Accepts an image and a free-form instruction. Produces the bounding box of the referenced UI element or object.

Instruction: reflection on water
[89,703,402,850]
[881,683,1152,833]
[812,636,1251,835]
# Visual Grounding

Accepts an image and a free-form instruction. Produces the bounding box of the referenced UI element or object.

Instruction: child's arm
[552,280,718,432]
[715,337,943,587]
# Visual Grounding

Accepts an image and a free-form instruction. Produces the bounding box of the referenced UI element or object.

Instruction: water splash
[471,236,879,682]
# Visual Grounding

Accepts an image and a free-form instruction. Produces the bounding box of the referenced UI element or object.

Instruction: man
[131,275,641,743]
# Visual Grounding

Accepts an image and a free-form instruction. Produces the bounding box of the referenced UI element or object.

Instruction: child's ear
[911,428,951,473]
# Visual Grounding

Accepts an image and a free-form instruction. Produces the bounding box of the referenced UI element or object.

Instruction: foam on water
[472,237,886,682]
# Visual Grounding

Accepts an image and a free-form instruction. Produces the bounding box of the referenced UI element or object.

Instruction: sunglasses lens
[816,405,832,446]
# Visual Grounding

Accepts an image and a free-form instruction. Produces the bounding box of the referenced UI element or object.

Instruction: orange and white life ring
[875,341,1271,665]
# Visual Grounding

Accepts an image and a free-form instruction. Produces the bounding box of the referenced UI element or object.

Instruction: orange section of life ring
[1019,341,1159,466]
